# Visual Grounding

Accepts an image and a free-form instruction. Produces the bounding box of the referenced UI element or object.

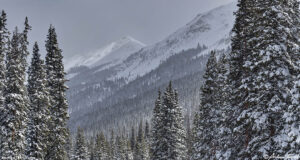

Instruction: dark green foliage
[134,121,149,160]
[74,127,88,160]
[44,25,69,159]
[26,42,51,159]
[1,26,29,159]
[151,83,187,160]
[191,51,219,159]
[0,10,8,109]
[227,0,300,158]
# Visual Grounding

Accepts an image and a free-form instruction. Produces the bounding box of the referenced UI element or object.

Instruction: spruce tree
[271,0,300,156]
[88,137,95,160]
[0,10,9,154]
[26,42,51,159]
[191,51,218,159]
[191,113,200,160]
[0,10,8,112]
[228,0,300,158]
[150,91,163,160]
[125,137,134,160]
[110,130,116,159]
[20,17,31,69]
[0,27,29,159]
[226,0,257,158]
[44,25,69,159]
[134,121,149,160]
[74,127,88,160]
[214,54,234,160]
[116,135,128,160]
[151,83,187,160]
[66,129,73,160]
[95,131,109,160]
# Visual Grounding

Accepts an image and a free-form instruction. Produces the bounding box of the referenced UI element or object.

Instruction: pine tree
[44,25,69,159]
[225,0,257,158]
[0,10,9,113]
[66,129,73,160]
[191,113,200,160]
[95,132,109,160]
[214,54,234,160]
[116,135,128,160]
[134,120,149,160]
[110,130,116,159]
[228,0,300,158]
[26,42,51,159]
[191,51,218,160]
[0,10,9,154]
[1,17,31,159]
[125,140,134,160]
[151,83,187,160]
[74,127,88,160]
[271,0,300,156]
[134,120,142,159]
[0,26,29,159]
[88,137,95,160]
[20,17,31,69]
[95,131,109,160]
[150,90,163,160]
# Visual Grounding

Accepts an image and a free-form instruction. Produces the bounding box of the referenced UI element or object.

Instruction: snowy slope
[67,2,238,133]
[66,36,145,71]
[109,2,236,81]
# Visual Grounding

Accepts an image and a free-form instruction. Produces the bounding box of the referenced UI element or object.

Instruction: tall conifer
[44,25,69,159]
[151,83,187,160]
[1,27,29,160]
[191,51,218,159]
[229,0,300,158]
[74,127,88,160]
[26,42,51,159]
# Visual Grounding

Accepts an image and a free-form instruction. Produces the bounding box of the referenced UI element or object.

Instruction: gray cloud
[1,0,234,60]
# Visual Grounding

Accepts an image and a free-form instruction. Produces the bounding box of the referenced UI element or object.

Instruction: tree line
[70,82,186,160]
[0,11,69,159]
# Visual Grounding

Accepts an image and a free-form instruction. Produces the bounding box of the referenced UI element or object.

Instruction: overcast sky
[1,0,233,60]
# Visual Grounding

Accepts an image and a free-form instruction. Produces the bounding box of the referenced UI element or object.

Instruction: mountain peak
[67,36,145,70]
[118,36,146,46]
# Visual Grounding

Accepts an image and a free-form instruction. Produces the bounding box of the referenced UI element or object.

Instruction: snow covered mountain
[67,2,237,134]
[66,36,145,71]
[105,2,236,81]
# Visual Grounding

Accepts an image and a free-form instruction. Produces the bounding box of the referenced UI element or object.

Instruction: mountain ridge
[66,36,145,71]
[66,2,237,134]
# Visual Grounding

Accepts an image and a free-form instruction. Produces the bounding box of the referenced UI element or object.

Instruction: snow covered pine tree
[44,25,69,160]
[229,0,300,158]
[0,17,31,159]
[26,42,51,159]
[0,10,9,156]
[191,51,219,160]
[74,127,88,160]
[151,82,187,160]
[0,10,8,118]
[134,120,149,160]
